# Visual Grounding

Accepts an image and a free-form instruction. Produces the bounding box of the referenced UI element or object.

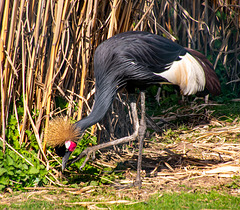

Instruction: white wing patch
[154,53,206,95]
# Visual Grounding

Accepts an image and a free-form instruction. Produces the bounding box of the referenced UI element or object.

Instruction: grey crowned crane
[46,31,221,188]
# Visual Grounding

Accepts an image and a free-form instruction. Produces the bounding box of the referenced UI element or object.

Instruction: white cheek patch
[65,141,71,150]
[154,53,206,95]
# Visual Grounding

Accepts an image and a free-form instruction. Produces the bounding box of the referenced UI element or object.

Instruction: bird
[46,31,221,188]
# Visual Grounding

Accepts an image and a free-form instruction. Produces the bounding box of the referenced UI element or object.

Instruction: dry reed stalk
[77,37,87,121]
[192,0,196,46]
[20,0,42,143]
[20,22,26,143]
[4,0,18,115]
[0,0,10,145]
[43,0,66,152]
[0,0,4,24]
[77,0,94,121]
[0,65,5,149]
[34,0,50,119]
[117,1,129,32]
[173,0,177,36]
[108,0,120,38]
[133,1,154,31]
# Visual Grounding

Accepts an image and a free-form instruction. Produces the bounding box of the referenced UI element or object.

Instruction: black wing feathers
[94,31,187,87]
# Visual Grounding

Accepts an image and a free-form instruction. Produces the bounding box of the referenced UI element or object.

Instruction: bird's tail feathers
[186,48,221,96]
[156,52,206,95]
[156,49,221,96]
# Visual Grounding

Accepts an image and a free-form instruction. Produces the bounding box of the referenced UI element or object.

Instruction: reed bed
[0,0,239,167]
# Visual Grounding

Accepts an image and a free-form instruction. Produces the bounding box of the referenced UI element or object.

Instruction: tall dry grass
[0,0,239,159]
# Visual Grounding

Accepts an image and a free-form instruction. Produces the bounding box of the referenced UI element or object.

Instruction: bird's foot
[133,172,142,189]
[133,179,142,189]
[68,147,96,169]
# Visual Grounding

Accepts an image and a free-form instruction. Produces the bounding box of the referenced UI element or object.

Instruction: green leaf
[39,169,47,177]
[0,184,5,191]
[42,177,48,185]
[29,166,39,174]
[22,164,28,170]
[7,168,14,176]
[90,181,98,186]
[6,155,14,166]
[9,150,18,161]
[0,176,9,185]
[216,11,221,19]
[16,170,23,175]
[0,168,7,176]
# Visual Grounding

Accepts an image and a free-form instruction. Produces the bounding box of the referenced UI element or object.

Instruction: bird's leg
[134,91,146,188]
[69,96,140,169]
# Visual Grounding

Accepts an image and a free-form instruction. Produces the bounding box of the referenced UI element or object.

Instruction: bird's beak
[62,150,72,171]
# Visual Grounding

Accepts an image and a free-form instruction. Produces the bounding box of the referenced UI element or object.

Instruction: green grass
[1,190,239,209]
[113,191,240,210]
[2,200,76,210]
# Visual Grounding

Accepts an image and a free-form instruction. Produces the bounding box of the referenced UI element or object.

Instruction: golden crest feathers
[45,117,79,147]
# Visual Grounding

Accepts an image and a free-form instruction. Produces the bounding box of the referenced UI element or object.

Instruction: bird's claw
[68,147,97,170]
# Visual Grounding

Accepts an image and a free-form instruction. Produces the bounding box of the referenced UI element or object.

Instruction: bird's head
[45,117,80,170]
[55,140,77,170]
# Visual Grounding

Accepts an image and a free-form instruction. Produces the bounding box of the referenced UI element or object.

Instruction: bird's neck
[73,84,117,133]
[73,103,107,132]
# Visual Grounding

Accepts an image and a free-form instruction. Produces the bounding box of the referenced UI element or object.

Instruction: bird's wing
[94,31,220,96]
